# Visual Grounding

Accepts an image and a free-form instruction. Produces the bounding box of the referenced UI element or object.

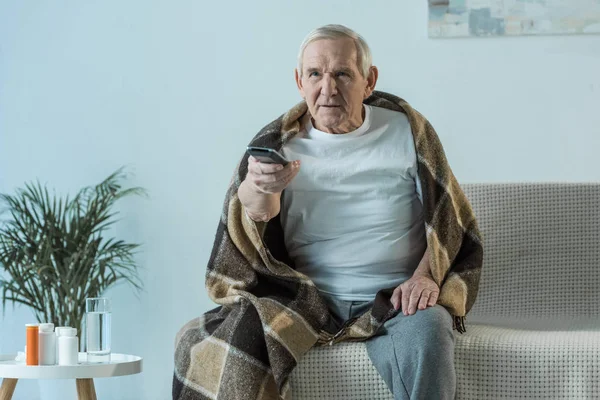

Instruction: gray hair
[297,24,373,79]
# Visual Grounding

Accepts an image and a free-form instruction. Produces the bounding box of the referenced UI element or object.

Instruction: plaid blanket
[173,91,483,400]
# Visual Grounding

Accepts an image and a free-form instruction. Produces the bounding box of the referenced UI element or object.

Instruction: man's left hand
[390,273,439,316]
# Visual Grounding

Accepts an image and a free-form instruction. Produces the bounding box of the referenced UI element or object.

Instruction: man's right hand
[238,156,301,222]
[245,155,301,194]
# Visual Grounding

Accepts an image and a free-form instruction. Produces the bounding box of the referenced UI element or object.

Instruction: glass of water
[85,297,111,362]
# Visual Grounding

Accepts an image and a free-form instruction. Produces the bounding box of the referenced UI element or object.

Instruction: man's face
[295,38,376,134]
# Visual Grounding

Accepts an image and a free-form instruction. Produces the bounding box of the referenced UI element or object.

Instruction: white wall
[1,1,599,399]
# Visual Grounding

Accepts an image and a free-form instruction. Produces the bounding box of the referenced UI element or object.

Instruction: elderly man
[174,24,482,400]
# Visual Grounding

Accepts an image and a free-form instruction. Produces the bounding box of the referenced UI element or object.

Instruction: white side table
[0,353,142,400]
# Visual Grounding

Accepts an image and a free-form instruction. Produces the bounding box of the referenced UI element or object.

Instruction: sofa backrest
[461,183,600,322]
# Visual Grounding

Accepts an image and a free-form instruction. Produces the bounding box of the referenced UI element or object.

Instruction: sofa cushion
[291,320,600,399]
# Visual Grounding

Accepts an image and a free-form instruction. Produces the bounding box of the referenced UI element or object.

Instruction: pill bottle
[39,323,56,365]
[26,324,39,366]
[57,327,79,366]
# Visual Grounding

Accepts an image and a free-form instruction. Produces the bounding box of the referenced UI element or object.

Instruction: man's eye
[336,72,348,77]
[309,71,320,77]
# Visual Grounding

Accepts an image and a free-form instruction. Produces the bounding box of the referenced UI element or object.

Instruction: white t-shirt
[280,104,426,301]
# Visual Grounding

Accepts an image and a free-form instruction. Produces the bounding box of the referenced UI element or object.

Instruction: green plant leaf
[0,167,145,331]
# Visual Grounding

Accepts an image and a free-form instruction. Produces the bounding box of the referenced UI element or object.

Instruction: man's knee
[413,304,453,330]
[389,304,455,347]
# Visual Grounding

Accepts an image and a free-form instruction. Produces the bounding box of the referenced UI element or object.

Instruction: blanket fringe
[453,315,466,334]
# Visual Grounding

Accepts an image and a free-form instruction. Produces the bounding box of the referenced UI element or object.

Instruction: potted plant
[0,167,145,338]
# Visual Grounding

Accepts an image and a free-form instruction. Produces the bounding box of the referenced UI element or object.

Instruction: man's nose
[320,74,338,96]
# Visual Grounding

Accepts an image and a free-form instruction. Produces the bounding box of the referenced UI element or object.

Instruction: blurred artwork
[428,0,600,37]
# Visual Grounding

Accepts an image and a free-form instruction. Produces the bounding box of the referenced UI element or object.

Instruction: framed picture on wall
[429,0,600,38]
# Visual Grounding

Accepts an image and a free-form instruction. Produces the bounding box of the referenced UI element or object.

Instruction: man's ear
[364,66,379,99]
[295,68,305,98]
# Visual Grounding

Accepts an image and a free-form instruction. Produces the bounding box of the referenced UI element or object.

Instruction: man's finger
[279,162,298,181]
[418,290,430,310]
[401,284,411,315]
[278,161,301,186]
[248,160,264,176]
[255,162,275,175]
[391,287,401,310]
[428,291,439,307]
[249,156,285,174]
[408,291,422,315]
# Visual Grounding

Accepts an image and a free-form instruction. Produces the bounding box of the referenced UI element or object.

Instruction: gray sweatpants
[321,294,457,400]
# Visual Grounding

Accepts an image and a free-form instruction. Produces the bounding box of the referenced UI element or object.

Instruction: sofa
[290,183,600,399]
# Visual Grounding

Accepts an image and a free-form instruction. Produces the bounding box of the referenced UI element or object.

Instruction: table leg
[0,378,18,400]
[76,378,97,400]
